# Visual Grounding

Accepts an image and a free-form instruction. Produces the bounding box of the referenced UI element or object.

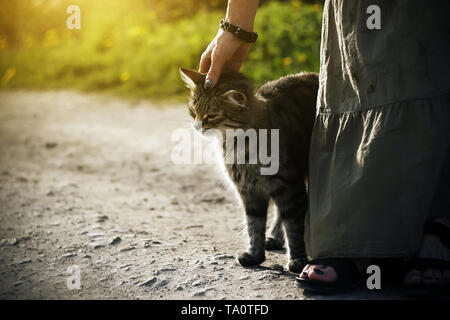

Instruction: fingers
[199,46,213,74]
[227,43,251,72]
[199,32,249,89]
[404,269,422,285]
[205,47,225,89]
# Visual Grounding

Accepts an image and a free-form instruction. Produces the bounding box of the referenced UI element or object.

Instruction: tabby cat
[180,68,318,272]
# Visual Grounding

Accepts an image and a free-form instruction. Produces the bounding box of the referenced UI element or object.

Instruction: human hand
[199,29,251,89]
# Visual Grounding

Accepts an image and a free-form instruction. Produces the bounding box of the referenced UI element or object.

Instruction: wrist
[225,0,258,31]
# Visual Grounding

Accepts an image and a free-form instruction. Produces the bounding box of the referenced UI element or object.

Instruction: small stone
[156,279,169,288]
[138,277,157,287]
[193,290,206,297]
[87,232,105,238]
[109,236,121,245]
[185,224,204,229]
[272,264,284,272]
[96,215,109,223]
[193,288,214,297]
[120,246,136,252]
[6,238,18,245]
[213,254,234,260]
[193,265,205,271]
[61,253,76,259]
[17,259,32,265]
[90,240,108,249]
[33,211,42,218]
[192,279,207,287]
[45,142,58,149]
[159,267,176,273]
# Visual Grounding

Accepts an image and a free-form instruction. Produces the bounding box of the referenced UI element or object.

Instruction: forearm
[225,0,259,32]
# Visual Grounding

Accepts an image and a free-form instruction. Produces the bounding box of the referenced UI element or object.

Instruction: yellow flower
[2,68,16,86]
[0,38,7,50]
[297,53,308,63]
[293,0,302,10]
[24,35,36,48]
[282,57,292,66]
[102,38,114,48]
[312,4,321,12]
[43,29,59,47]
[130,26,143,37]
[120,72,130,82]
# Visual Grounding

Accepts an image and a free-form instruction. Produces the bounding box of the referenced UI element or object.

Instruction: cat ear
[179,68,205,89]
[221,90,247,107]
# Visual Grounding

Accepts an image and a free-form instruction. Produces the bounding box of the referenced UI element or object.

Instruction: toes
[307,265,338,282]
[432,269,443,282]
[299,264,312,279]
[404,269,422,285]
[237,252,265,267]
[265,237,284,251]
[288,258,308,273]
[422,268,442,284]
[443,270,450,283]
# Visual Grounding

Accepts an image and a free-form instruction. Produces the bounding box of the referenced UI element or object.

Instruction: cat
[180,68,318,272]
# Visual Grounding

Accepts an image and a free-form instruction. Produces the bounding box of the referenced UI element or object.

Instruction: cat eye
[205,114,220,122]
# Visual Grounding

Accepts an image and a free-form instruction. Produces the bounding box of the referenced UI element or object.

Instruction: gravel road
[0,90,416,299]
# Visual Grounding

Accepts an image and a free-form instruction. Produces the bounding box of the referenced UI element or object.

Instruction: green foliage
[244,1,323,84]
[0,1,322,100]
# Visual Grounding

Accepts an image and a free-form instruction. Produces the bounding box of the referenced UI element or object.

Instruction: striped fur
[180,69,318,272]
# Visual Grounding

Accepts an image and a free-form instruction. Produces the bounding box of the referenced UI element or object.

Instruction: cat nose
[193,120,203,132]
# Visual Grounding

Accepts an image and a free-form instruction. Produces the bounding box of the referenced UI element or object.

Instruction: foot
[296,258,362,293]
[288,257,309,273]
[299,263,338,283]
[298,258,366,283]
[265,237,284,251]
[404,233,450,286]
[237,252,265,267]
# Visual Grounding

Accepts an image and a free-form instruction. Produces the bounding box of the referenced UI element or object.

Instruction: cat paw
[237,252,265,267]
[265,237,284,251]
[288,257,309,273]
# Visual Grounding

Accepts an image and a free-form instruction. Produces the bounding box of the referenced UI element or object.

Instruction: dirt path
[0,90,410,300]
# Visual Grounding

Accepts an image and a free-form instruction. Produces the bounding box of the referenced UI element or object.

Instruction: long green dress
[305,0,450,259]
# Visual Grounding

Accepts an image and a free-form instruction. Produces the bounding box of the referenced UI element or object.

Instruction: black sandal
[404,221,450,296]
[295,258,362,294]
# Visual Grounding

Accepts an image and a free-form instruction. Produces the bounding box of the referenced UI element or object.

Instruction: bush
[244,1,323,84]
[0,1,322,100]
